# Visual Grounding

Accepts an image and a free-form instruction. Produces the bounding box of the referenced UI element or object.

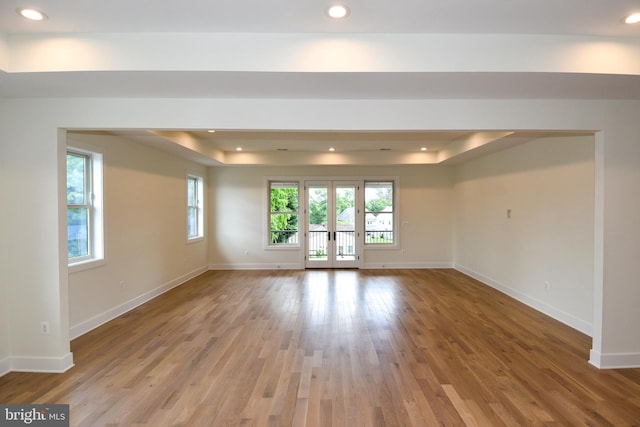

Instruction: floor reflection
[302,270,398,329]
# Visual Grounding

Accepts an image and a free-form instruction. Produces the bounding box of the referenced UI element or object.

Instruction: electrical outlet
[119,281,125,289]
[544,281,550,291]
[41,321,50,334]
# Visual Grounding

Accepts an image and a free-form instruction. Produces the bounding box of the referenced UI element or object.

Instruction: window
[187,174,204,241]
[364,181,395,245]
[67,148,103,267]
[269,181,299,246]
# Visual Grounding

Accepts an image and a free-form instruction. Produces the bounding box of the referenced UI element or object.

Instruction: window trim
[265,179,301,249]
[186,173,205,243]
[264,176,400,252]
[67,146,105,272]
[67,151,92,262]
[364,179,399,250]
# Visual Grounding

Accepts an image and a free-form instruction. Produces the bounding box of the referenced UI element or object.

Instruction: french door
[305,181,361,268]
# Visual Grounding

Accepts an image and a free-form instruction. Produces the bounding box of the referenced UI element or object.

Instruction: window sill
[187,236,205,245]
[69,258,106,274]
[265,245,300,251]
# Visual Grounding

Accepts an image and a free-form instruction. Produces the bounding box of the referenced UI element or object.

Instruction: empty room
[2,0,640,426]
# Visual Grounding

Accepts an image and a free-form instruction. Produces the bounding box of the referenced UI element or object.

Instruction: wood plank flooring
[2,269,640,426]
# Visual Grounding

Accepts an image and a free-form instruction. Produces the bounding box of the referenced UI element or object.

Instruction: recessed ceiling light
[327,4,350,19]
[17,8,47,21]
[625,12,640,24]
[236,147,243,151]
[207,129,216,133]
[329,147,336,152]
[421,147,428,151]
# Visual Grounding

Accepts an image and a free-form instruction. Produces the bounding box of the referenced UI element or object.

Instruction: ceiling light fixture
[329,147,336,152]
[421,147,428,151]
[207,129,216,133]
[327,4,350,19]
[17,8,47,21]
[625,12,640,24]
[236,147,243,151]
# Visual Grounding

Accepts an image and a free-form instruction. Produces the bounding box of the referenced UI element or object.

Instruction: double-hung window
[187,174,204,241]
[268,181,299,246]
[67,148,104,268]
[364,180,395,245]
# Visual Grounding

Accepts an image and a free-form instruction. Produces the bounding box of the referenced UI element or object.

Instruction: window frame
[364,179,399,249]
[266,180,300,249]
[186,173,205,243]
[67,147,104,272]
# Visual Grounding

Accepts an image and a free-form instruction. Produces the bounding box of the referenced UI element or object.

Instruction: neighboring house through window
[364,181,395,245]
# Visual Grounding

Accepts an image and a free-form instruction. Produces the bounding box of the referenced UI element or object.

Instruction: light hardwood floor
[1,269,640,426]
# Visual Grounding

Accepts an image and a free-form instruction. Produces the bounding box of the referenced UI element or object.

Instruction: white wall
[0,113,9,373]
[598,118,640,368]
[454,135,595,335]
[67,133,208,338]
[0,106,71,372]
[0,274,7,374]
[208,165,454,269]
[0,278,7,375]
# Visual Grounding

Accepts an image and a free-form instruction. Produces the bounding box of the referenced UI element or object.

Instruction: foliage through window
[269,181,299,245]
[187,174,204,240]
[364,181,394,244]
[67,148,103,265]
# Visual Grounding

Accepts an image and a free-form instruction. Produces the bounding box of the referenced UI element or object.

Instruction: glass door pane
[334,184,357,265]
[307,184,330,267]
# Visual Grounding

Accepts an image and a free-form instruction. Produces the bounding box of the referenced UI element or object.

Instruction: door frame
[304,180,362,269]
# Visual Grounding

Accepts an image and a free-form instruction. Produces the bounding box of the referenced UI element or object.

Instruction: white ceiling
[66,129,591,167]
[2,0,637,165]
[105,129,473,155]
[1,0,639,36]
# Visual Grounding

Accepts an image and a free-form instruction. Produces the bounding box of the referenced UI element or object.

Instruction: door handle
[333,231,336,241]
[327,231,331,241]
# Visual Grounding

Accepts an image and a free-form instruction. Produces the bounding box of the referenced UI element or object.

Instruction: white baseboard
[7,352,74,374]
[69,266,208,340]
[589,349,640,369]
[0,356,10,377]
[209,262,453,270]
[455,264,593,337]
[362,262,453,269]
[209,263,302,270]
